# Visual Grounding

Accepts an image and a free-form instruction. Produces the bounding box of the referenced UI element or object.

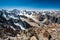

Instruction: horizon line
[0,7,60,11]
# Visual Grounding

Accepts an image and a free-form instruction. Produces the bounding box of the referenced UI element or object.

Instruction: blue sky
[0,0,60,10]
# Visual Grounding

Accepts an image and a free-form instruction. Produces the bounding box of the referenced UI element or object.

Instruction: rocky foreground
[0,9,60,40]
[0,23,60,40]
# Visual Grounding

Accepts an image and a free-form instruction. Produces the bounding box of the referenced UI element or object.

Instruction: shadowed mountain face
[0,9,60,30]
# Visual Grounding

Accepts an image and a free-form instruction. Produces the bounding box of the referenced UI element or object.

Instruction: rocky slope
[0,9,60,40]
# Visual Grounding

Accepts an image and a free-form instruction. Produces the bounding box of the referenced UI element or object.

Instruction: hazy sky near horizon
[0,0,60,10]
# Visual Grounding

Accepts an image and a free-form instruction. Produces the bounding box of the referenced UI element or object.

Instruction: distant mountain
[0,9,30,31]
[0,9,60,31]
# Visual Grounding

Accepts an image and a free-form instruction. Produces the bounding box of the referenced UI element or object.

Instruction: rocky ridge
[0,9,60,40]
